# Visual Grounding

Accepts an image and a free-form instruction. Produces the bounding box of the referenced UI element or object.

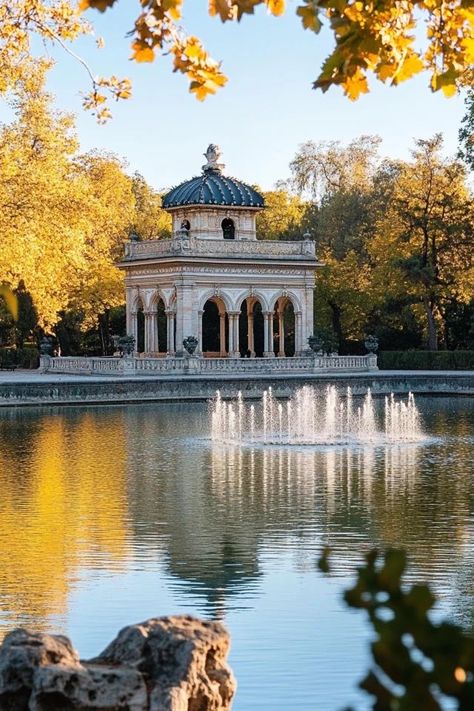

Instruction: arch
[269,291,303,314]
[234,289,270,313]
[202,297,228,356]
[181,219,190,231]
[221,218,235,240]
[198,289,233,314]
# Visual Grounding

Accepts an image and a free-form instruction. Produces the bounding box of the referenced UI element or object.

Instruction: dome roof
[162,144,264,210]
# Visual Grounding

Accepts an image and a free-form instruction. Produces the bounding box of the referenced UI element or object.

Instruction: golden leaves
[131,41,155,63]
[2,0,474,112]
[343,69,369,101]
[266,0,286,16]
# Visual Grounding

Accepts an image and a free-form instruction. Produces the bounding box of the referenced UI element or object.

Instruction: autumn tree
[0,72,165,351]
[290,136,383,348]
[371,136,474,351]
[130,173,172,241]
[256,189,307,241]
[459,91,474,171]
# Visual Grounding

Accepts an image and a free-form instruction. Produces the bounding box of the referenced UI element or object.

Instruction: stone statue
[202,144,225,173]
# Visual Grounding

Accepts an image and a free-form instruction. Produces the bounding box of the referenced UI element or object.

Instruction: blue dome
[163,171,264,210]
[162,145,264,210]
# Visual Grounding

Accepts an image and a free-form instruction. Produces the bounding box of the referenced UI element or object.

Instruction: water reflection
[0,396,473,647]
[0,409,131,632]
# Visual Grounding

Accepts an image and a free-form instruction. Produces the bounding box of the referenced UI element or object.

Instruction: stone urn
[308,335,322,354]
[183,336,198,356]
[39,336,53,356]
[118,335,135,357]
[364,334,379,353]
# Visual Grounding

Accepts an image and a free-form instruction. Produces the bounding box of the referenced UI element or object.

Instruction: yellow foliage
[0,77,169,330]
[1,0,472,114]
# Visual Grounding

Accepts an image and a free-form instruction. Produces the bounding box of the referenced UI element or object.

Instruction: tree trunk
[98,312,110,356]
[423,296,438,351]
[328,300,343,349]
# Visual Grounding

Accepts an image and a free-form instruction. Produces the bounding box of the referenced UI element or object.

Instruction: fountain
[210,385,423,446]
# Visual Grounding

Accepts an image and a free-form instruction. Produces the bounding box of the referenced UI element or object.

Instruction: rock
[0,629,81,710]
[95,616,236,711]
[30,664,147,711]
[0,617,235,711]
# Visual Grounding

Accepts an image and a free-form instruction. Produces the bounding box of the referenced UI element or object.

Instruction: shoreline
[0,370,472,407]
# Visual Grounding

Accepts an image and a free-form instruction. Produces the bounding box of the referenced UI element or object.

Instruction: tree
[256,189,307,241]
[1,2,473,119]
[371,136,474,350]
[0,72,161,348]
[459,91,474,171]
[291,136,383,348]
[130,173,172,241]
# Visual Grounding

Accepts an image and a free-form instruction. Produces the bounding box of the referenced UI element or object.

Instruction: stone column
[144,310,158,354]
[247,311,255,357]
[129,310,138,354]
[165,310,175,355]
[174,283,194,357]
[295,311,303,355]
[278,310,285,357]
[125,287,134,337]
[219,313,226,356]
[197,310,204,356]
[227,314,235,356]
[227,312,240,358]
[263,311,275,358]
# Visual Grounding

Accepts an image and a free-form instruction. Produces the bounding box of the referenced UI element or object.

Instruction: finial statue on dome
[202,144,225,173]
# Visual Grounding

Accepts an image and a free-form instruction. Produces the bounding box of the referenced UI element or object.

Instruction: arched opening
[181,219,190,231]
[156,298,167,353]
[221,218,235,240]
[239,298,264,357]
[274,297,296,357]
[202,298,228,356]
[136,302,145,353]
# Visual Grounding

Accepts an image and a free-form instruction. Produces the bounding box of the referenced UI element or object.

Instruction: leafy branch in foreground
[319,548,474,710]
[1,1,473,121]
[80,0,474,102]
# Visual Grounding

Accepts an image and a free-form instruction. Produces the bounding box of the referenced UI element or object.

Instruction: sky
[22,2,469,191]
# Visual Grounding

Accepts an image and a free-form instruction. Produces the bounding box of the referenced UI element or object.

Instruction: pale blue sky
[28,3,469,190]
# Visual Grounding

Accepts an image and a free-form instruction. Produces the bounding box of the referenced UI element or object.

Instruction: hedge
[0,345,39,369]
[378,350,474,370]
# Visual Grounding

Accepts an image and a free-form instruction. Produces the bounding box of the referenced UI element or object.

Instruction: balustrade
[41,354,377,376]
[124,236,316,262]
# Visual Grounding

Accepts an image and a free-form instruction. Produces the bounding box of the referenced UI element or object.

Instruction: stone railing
[40,354,377,376]
[123,235,316,262]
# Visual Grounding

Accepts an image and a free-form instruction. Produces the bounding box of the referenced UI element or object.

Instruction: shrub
[378,351,474,370]
[0,345,39,369]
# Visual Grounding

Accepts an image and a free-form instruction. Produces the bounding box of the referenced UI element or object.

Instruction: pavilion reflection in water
[0,402,473,636]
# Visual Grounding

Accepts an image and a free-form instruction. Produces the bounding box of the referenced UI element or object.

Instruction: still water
[0,396,473,709]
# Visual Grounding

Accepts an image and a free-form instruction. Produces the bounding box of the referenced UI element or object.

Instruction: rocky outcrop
[0,616,236,711]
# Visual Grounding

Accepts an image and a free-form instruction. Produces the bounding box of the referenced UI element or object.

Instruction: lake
[0,394,473,709]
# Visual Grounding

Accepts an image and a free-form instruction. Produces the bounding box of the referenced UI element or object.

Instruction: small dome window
[222,218,235,240]
[181,219,190,231]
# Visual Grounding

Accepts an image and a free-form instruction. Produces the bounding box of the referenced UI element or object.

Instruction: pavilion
[119,145,319,358]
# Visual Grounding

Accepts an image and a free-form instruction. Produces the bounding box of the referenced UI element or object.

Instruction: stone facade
[119,147,320,359]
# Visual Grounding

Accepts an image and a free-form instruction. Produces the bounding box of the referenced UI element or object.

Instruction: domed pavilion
[119,145,319,358]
